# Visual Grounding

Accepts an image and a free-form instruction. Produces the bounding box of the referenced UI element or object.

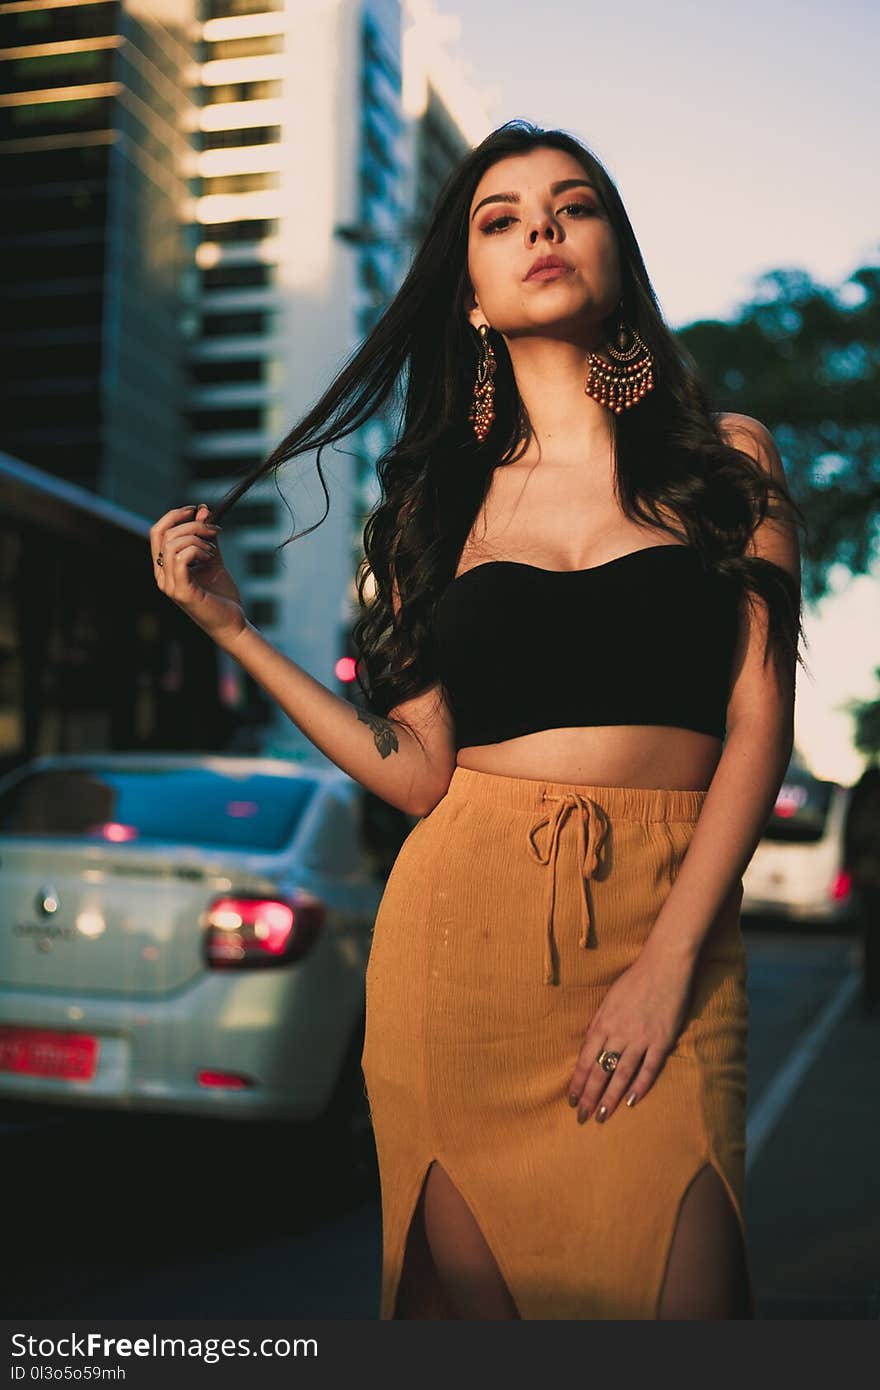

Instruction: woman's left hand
[567,944,698,1124]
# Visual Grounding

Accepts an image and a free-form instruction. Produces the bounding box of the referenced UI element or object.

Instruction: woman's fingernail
[596,1105,608,1124]
[568,1093,578,1107]
[626,1093,638,1108]
[577,1109,589,1124]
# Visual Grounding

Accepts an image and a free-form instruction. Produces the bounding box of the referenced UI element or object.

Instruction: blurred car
[0,752,411,1128]
[742,772,855,929]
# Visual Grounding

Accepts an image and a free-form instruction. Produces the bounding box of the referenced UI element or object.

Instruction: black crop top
[433,544,741,749]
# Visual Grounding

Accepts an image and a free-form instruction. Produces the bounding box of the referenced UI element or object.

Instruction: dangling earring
[583,303,654,414]
[468,323,496,442]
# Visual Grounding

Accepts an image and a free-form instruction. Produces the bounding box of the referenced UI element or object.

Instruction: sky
[432,0,880,783]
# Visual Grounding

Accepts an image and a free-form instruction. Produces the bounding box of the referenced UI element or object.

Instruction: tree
[678,259,880,604]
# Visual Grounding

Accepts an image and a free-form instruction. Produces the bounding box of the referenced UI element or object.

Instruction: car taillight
[197,1069,255,1089]
[830,869,852,902]
[201,892,326,969]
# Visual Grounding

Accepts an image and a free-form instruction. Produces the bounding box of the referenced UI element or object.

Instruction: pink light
[257,900,296,953]
[830,869,852,902]
[196,1069,254,1090]
[226,800,259,818]
[90,822,138,842]
[335,656,358,682]
[774,784,808,818]
[219,671,241,705]
[209,897,295,956]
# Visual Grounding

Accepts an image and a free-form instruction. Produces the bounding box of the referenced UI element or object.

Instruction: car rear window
[0,766,317,851]
[761,778,834,844]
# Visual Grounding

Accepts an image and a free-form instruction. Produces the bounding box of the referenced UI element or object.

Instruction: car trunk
[0,839,287,995]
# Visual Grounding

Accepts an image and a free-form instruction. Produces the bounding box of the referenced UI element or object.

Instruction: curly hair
[207,119,808,753]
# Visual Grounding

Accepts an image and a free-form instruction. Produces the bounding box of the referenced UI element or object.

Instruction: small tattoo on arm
[357,708,400,758]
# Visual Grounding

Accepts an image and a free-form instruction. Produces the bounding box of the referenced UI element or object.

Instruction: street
[3,926,877,1320]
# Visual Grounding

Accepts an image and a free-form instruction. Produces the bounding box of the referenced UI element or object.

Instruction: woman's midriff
[455,725,724,792]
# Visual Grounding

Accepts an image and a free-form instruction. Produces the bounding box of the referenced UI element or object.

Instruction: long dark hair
[208,120,808,750]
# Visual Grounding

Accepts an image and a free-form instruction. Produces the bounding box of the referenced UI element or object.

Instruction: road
[2,926,877,1320]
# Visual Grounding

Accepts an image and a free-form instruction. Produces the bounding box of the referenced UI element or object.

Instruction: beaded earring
[468,323,497,442]
[583,303,654,414]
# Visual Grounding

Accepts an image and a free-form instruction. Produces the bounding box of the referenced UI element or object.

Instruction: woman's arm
[218,621,455,818]
[643,413,801,966]
[152,503,456,818]
[642,721,793,967]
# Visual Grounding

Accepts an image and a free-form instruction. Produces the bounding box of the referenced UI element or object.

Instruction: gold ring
[596,1049,621,1073]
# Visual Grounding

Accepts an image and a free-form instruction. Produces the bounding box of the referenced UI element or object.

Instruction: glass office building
[0,0,487,762]
[0,0,196,514]
[186,0,410,735]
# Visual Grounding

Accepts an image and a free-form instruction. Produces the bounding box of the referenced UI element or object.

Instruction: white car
[0,752,401,1129]
[742,773,855,929]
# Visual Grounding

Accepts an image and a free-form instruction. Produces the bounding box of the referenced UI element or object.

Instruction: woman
[151,122,806,1320]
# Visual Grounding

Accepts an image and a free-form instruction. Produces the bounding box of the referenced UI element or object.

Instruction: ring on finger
[156,552,164,567]
[596,1048,622,1074]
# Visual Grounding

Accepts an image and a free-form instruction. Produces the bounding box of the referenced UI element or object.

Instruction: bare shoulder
[716,411,787,487]
[717,413,801,731]
[716,412,800,584]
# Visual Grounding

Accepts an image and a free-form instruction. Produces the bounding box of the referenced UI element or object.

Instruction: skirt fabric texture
[360,765,750,1320]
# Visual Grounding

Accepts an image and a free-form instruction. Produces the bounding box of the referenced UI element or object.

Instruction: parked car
[742,772,855,929]
[0,752,410,1130]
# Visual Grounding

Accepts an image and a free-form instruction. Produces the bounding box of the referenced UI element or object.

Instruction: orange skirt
[360,765,751,1319]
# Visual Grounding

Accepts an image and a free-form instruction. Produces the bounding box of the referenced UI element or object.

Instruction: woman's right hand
[150,503,247,648]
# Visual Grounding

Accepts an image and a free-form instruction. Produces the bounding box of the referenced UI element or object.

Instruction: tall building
[401,0,497,247]
[0,0,197,515]
[0,0,495,765]
[187,0,492,759]
[186,0,402,759]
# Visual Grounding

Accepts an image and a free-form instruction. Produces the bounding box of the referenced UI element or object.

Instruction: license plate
[0,1026,99,1081]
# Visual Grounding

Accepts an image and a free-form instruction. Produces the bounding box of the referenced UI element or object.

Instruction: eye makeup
[479,200,598,235]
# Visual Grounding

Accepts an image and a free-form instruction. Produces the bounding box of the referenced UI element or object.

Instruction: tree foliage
[678,261,880,604]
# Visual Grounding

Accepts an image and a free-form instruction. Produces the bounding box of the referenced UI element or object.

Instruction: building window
[204,0,283,15]
[203,80,283,104]
[11,291,102,332]
[221,500,277,528]
[189,408,265,433]
[186,455,265,480]
[7,339,102,382]
[363,14,402,88]
[0,96,113,138]
[3,143,109,188]
[6,47,113,93]
[201,219,279,242]
[249,599,277,627]
[202,126,281,149]
[190,357,266,384]
[2,189,107,234]
[2,6,51,36]
[9,390,101,427]
[7,240,105,280]
[201,171,280,194]
[245,549,278,577]
[208,35,284,60]
[0,4,116,45]
[201,310,272,336]
[202,263,273,290]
